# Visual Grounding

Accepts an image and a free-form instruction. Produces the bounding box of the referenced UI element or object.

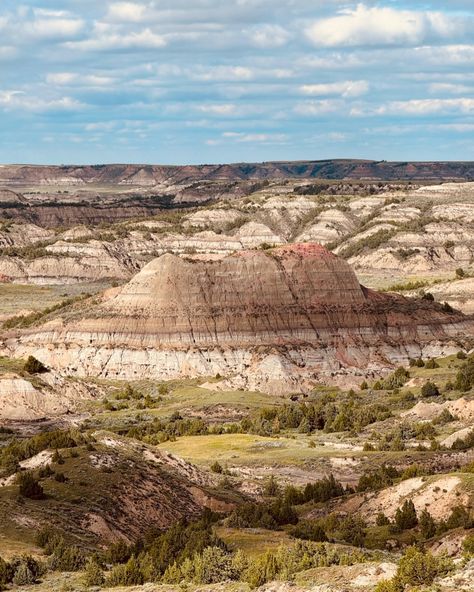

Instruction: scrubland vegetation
[0,351,472,590]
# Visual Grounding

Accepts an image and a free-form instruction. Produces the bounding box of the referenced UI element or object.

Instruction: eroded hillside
[0,169,473,592]
[0,180,473,314]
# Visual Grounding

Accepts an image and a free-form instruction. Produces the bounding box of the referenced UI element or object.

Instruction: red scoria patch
[274,243,336,259]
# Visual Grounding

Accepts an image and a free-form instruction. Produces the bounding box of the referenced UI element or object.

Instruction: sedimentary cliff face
[4,244,473,393]
[1,161,473,186]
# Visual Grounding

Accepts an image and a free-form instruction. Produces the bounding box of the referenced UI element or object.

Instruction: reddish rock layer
[6,244,473,390]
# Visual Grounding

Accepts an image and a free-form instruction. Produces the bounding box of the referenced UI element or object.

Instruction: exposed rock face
[5,244,473,393]
[0,372,99,421]
[1,161,473,186]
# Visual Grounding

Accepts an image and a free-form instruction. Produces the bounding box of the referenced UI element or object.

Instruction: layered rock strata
[4,244,473,393]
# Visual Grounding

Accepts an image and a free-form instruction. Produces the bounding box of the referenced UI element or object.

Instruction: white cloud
[246,24,290,48]
[300,80,368,98]
[297,53,364,70]
[294,100,342,116]
[107,2,147,23]
[326,132,347,142]
[377,98,474,115]
[222,131,287,143]
[429,82,472,94]
[436,123,474,132]
[46,72,77,85]
[27,17,85,39]
[33,9,73,18]
[209,131,288,145]
[0,46,16,60]
[46,73,115,86]
[197,104,238,116]
[67,27,166,51]
[305,4,467,48]
[0,91,85,112]
[192,66,254,82]
[416,44,474,66]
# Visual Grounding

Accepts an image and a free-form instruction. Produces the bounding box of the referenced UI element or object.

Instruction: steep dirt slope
[0,433,233,547]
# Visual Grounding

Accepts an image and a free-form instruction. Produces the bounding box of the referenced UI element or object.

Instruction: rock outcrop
[4,244,473,393]
[0,371,100,421]
[1,161,473,187]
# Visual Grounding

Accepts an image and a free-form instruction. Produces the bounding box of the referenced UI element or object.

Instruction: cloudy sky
[1,1,473,164]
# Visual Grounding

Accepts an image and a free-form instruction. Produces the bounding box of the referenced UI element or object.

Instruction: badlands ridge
[5,243,473,394]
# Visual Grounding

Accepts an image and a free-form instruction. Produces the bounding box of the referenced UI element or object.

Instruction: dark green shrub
[17,472,44,500]
[421,381,440,397]
[23,356,48,374]
[446,505,472,529]
[83,557,105,587]
[395,500,418,531]
[10,556,41,586]
[0,557,12,589]
[455,357,474,392]
[357,465,399,492]
[263,475,280,497]
[463,532,474,555]
[419,509,436,539]
[106,556,144,587]
[337,515,366,547]
[210,461,223,474]
[105,540,133,565]
[397,546,452,586]
[290,520,328,542]
[376,513,390,527]
[49,541,86,571]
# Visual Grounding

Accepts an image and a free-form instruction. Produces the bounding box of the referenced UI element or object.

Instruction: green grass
[407,354,469,398]
[0,282,109,317]
[157,433,359,468]
[0,284,60,315]
[216,527,291,557]
[86,381,280,427]
[0,355,25,374]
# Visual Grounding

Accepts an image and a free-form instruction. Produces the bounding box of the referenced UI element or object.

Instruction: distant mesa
[0,160,473,186]
[4,243,473,394]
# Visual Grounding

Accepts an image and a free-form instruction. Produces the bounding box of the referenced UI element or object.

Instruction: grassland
[0,282,109,318]
[216,527,291,557]
[157,433,359,469]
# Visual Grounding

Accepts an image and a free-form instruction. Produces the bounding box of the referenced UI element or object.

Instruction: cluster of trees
[127,415,211,444]
[227,499,298,530]
[367,420,439,452]
[227,474,347,531]
[0,429,86,478]
[376,502,472,539]
[455,355,474,392]
[451,429,474,450]
[291,514,367,547]
[372,367,409,391]
[240,396,391,437]
[376,546,453,591]
[118,393,394,449]
[103,383,169,412]
[0,555,42,589]
[103,538,369,589]
[357,465,401,492]
[162,540,368,589]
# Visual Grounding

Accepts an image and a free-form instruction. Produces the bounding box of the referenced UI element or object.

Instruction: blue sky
[0,1,473,164]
